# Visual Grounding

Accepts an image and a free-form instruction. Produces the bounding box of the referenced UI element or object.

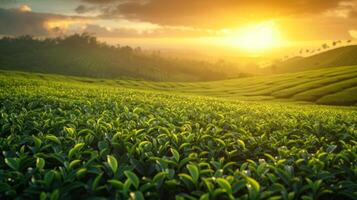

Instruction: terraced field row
[1,65,357,105]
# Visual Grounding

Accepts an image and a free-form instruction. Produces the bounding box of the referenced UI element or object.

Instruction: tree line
[0,33,244,81]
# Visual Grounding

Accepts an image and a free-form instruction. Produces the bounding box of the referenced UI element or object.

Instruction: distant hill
[0,34,245,81]
[270,45,357,73]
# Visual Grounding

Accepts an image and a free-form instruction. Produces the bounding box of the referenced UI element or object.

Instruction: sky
[1,0,357,56]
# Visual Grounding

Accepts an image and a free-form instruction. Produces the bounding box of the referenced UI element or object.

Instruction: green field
[2,65,357,106]
[0,70,356,199]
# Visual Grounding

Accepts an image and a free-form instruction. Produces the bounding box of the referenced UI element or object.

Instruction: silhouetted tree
[322,43,329,49]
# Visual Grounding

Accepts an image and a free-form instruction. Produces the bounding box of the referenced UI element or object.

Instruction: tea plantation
[2,65,356,106]
[0,72,356,199]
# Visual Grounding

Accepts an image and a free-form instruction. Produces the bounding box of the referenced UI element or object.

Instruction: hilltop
[271,45,357,73]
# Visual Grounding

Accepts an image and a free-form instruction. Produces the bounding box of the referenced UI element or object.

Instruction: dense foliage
[0,34,244,81]
[0,74,356,200]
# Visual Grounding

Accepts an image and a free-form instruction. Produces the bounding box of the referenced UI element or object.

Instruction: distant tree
[134,47,142,53]
[60,33,98,48]
[322,43,329,49]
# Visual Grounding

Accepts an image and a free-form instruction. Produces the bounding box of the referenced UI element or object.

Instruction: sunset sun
[223,21,284,52]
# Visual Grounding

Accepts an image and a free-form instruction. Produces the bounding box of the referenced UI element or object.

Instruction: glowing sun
[222,21,284,52]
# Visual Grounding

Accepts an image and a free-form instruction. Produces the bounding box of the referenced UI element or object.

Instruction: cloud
[81,0,351,28]
[75,5,97,14]
[81,24,218,38]
[18,5,32,12]
[324,0,357,18]
[82,0,119,4]
[0,7,50,36]
[0,5,212,38]
[75,5,90,14]
[349,30,357,38]
[0,7,89,36]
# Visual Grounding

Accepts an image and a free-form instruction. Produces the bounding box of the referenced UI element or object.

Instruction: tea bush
[0,75,356,199]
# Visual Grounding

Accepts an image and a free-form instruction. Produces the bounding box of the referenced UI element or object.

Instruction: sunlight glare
[222,21,283,52]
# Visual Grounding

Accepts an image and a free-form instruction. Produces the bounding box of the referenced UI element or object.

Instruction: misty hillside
[0,34,245,81]
[271,45,357,73]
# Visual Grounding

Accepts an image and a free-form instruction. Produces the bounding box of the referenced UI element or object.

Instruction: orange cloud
[44,19,89,35]
[80,0,351,28]
[349,30,357,38]
[18,5,32,12]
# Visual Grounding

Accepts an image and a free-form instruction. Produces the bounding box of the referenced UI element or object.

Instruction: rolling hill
[2,35,357,83]
[272,45,357,73]
[2,65,357,106]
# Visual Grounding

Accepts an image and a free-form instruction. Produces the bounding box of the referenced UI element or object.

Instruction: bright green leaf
[107,155,118,174]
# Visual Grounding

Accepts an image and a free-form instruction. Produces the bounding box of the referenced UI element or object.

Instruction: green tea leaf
[50,189,59,200]
[199,193,210,200]
[107,155,118,174]
[130,191,145,200]
[76,168,87,178]
[153,171,167,185]
[246,177,260,192]
[108,179,124,189]
[216,178,232,193]
[40,192,47,200]
[45,135,61,144]
[237,139,245,149]
[5,158,19,171]
[36,157,45,170]
[32,135,42,149]
[44,170,55,187]
[92,172,103,191]
[187,164,199,184]
[170,148,180,162]
[124,170,140,189]
[68,143,85,159]
[69,159,81,169]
